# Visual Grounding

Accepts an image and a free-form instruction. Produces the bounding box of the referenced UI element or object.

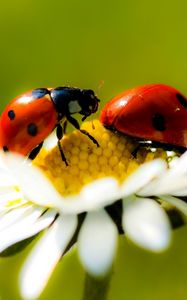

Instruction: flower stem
[82,272,112,300]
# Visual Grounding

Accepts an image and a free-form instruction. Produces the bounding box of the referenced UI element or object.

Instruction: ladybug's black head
[79,89,100,121]
[50,87,100,121]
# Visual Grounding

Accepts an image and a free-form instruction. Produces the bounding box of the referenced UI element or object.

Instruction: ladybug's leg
[131,140,187,158]
[63,121,67,134]
[138,140,187,154]
[28,142,43,160]
[131,144,141,158]
[56,124,68,166]
[80,129,99,147]
[66,115,99,147]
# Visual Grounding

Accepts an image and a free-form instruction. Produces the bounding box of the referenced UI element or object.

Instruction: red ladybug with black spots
[0,87,100,165]
[100,84,187,152]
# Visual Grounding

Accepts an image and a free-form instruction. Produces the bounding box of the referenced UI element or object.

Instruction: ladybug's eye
[83,89,95,98]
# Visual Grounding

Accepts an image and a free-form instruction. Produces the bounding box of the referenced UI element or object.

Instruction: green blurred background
[0,0,187,299]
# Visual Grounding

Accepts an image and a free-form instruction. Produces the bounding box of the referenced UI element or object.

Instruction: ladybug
[0,87,100,165]
[100,84,187,152]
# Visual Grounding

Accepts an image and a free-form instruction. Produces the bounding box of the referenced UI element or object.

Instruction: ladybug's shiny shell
[0,90,57,155]
[100,84,187,147]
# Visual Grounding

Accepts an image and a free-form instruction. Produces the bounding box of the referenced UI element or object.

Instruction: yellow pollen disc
[34,120,167,196]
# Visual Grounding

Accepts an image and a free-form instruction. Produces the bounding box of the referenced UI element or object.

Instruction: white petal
[78,210,118,276]
[120,159,166,197]
[43,133,57,150]
[0,172,17,188]
[0,205,32,231]
[79,178,120,211]
[0,207,54,252]
[140,174,187,195]
[12,161,66,208]
[140,152,187,196]
[0,198,27,213]
[140,176,187,196]
[122,198,171,252]
[20,214,77,300]
[167,151,187,177]
[159,195,187,215]
[172,188,187,196]
[0,152,27,170]
[0,191,23,203]
[159,176,187,194]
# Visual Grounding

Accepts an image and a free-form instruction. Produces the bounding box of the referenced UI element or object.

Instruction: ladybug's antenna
[97,80,105,96]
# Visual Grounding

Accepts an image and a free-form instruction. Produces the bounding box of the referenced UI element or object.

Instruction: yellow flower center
[34,120,167,196]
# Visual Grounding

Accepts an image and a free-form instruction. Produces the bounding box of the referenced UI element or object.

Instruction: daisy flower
[0,120,186,300]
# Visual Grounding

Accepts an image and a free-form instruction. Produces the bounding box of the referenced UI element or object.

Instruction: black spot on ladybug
[3,146,9,152]
[32,88,49,99]
[152,113,166,131]
[176,93,187,109]
[8,110,15,120]
[27,123,38,136]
